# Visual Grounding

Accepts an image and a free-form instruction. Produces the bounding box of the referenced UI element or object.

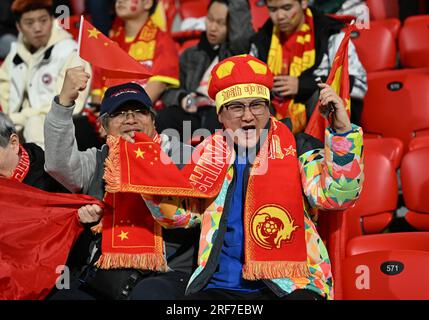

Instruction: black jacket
[22,143,69,193]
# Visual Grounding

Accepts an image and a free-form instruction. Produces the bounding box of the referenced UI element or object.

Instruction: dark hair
[12,0,53,22]
[208,0,229,10]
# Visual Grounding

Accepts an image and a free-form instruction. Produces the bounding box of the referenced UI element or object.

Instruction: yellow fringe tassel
[94,253,168,272]
[242,261,310,280]
[90,220,103,234]
[104,136,121,193]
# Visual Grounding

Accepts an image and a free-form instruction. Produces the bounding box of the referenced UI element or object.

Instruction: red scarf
[94,133,167,271]
[11,145,30,182]
[103,118,309,278]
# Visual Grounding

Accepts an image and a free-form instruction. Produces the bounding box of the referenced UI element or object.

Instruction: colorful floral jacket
[144,124,364,300]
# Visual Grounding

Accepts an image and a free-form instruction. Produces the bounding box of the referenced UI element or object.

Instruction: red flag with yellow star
[78,16,152,80]
[104,132,233,198]
[304,24,354,141]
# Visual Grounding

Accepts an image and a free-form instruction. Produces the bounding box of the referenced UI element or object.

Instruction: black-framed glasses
[108,108,150,120]
[223,99,268,118]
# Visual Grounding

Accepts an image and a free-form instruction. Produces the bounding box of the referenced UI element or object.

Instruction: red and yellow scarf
[102,118,309,279]
[268,8,316,133]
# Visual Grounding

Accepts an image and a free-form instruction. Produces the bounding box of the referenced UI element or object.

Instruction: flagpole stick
[77,15,84,58]
[75,15,86,67]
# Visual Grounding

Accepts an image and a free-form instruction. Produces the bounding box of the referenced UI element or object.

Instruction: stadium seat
[342,250,429,299]
[366,0,399,20]
[249,0,269,31]
[399,15,429,68]
[401,147,429,230]
[409,135,429,151]
[361,70,429,151]
[171,30,202,54]
[351,23,397,72]
[345,151,398,240]
[346,232,429,256]
[370,18,401,39]
[316,149,398,299]
[178,0,209,19]
[364,137,404,169]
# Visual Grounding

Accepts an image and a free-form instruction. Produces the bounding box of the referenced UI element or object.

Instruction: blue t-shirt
[206,154,264,292]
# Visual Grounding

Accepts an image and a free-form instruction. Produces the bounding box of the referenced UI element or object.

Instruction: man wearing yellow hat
[128,54,364,300]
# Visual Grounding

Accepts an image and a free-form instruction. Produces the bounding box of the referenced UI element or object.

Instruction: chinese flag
[304,24,354,141]
[0,178,102,300]
[78,16,152,80]
[106,133,197,195]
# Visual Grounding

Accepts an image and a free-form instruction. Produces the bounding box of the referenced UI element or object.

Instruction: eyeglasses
[108,108,150,120]
[222,99,268,118]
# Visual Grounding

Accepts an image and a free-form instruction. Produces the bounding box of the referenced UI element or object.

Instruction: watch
[185,94,196,110]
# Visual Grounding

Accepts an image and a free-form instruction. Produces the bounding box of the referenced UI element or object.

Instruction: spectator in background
[0,0,18,60]
[0,0,91,149]
[308,0,368,20]
[156,0,254,141]
[91,0,179,105]
[86,0,115,35]
[0,112,68,192]
[250,0,367,132]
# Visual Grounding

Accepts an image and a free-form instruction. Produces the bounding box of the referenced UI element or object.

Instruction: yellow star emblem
[284,145,297,156]
[117,230,129,241]
[88,27,101,39]
[134,147,145,159]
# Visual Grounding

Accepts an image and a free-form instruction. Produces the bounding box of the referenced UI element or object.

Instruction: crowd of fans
[0,0,426,301]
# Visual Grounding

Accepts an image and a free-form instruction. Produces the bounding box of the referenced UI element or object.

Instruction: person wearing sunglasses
[43,67,197,300]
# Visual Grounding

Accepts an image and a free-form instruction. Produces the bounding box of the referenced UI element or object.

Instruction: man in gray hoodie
[44,66,197,300]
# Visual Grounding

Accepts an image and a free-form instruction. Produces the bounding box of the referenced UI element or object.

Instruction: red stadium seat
[342,250,429,299]
[366,0,399,20]
[317,149,398,299]
[178,0,209,19]
[399,15,429,68]
[401,147,429,230]
[370,18,401,39]
[351,23,397,72]
[171,30,202,54]
[344,151,398,240]
[361,71,429,151]
[409,136,429,151]
[364,137,404,169]
[249,0,269,31]
[346,232,429,256]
